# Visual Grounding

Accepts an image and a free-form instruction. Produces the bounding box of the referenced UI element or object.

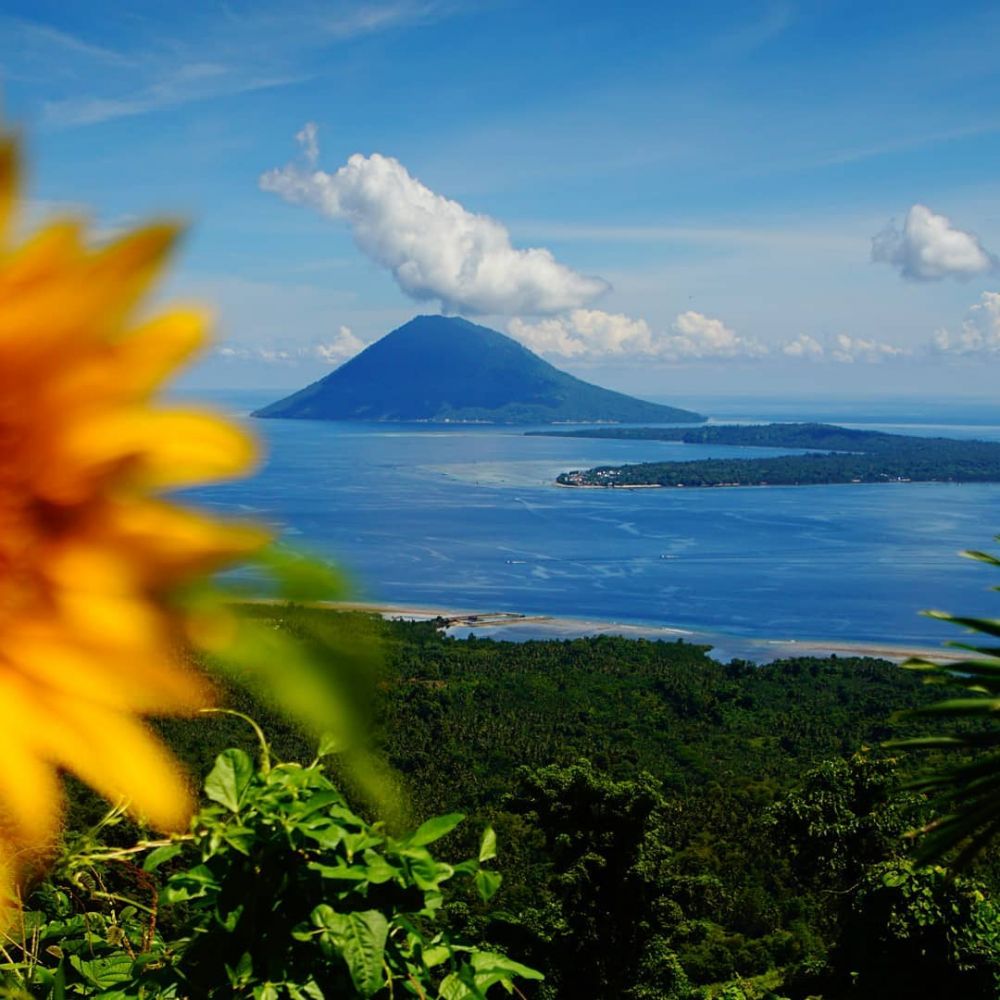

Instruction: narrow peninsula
[529,423,1000,488]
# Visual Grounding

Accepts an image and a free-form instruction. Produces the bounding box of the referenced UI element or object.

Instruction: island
[526,422,1000,488]
[253,314,704,425]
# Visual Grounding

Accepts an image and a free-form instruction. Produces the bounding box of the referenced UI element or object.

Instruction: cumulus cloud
[829,333,909,364]
[509,309,655,358]
[218,325,366,366]
[508,309,767,361]
[872,204,997,282]
[932,291,1000,355]
[781,334,824,359]
[507,309,914,365]
[667,310,768,360]
[261,125,609,315]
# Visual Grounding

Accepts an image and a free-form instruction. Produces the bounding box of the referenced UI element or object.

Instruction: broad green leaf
[308,861,371,881]
[67,953,134,989]
[312,907,388,997]
[301,825,346,851]
[291,791,345,819]
[287,981,326,1000]
[409,856,454,891]
[224,828,256,855]
[361,851,400,884]
[474,869,502,902]
[478,826,497,863]
[141,843,183,872]
[162,864,221,903]
[423,944,450,968]
[205,748,255,812]
[471,951,544,977]
[407,813,465,848]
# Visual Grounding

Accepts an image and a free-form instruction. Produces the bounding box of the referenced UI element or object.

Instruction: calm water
[182,391,1000,652]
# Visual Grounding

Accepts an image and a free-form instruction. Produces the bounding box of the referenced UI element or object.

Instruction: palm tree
[889,541,1000,869]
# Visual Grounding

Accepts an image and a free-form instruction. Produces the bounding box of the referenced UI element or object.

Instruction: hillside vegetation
[123,610,1000,999]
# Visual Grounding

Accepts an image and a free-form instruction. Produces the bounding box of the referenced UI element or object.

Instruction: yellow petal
[0,225,176,366]
[132,410,259,487]
[0,221,84,292]
[36,311,208,414]
[83,223,180,328]
[0,136,16,247]
[110,309,209,397]
[0,743,61,843]
[99,501,268,579]
[43,692,195,833]
[38,408,258,501]
[5,625,211,713]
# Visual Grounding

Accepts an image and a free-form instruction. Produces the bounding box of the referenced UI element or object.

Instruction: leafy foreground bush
[0,739,540,999]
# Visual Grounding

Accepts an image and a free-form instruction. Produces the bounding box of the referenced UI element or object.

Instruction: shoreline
[249,598,960,665]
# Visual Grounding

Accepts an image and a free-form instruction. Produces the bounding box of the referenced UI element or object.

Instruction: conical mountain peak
[253,315,703,424]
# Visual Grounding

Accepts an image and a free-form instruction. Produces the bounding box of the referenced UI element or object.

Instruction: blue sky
[3,0,1000,399]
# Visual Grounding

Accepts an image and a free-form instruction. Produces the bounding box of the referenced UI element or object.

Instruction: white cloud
[296,121,319,167]
[261,126,609,315]
[315,325,366,363]
[829,333,909,363]
[781,333,825,359]
[932,291,1000,355]
[217,326,365,367]
[507,308,766,361]
[668,310,768,360]
[509,309,654,358]
[872,204,997,282]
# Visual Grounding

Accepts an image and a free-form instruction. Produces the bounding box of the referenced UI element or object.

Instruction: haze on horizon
[3,0,1000,400]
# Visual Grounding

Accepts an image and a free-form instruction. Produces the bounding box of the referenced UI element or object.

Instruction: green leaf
[474,869,502,902]
[478,826,497,863]
[205,748,255,813]
[408,855,454,891]
[224,827,256,855]
[287,981,326,1000]
[406,812,465,848]
[307,862,370,882]
[423,944,450,968]
[162,864,221,903]
[469,950,545,981]
[311,906,388,997]
[142,843,183,872]
[301,824,346,850]
[361,850,400,884]
[67,953,135,990]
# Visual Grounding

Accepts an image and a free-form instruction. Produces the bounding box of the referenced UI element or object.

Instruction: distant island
[253,315,704,424]
[528,422,1000,488]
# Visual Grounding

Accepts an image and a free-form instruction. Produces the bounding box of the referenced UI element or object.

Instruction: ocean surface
[180,390,1000,660]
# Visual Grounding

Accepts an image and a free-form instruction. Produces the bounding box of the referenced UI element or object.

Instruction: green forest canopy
[528,423,1000,488]
[100,610,999,1000]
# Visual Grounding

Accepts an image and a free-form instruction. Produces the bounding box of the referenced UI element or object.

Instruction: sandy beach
[256,599,961,665]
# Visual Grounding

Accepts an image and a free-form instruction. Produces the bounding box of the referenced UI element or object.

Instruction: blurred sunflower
[0,135,265,909]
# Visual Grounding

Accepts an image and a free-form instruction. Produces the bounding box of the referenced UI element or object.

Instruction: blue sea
[180,390,1000,661]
